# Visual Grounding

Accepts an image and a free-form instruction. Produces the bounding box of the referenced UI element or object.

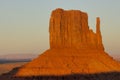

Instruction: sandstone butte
[15,8,120,77]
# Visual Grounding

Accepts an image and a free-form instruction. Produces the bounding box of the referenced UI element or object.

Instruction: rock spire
[96,17,104,50]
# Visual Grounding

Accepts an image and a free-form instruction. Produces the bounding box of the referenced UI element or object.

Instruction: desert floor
[0,62,26,75]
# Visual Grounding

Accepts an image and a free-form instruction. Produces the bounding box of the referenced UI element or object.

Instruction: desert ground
[0,62,26,75]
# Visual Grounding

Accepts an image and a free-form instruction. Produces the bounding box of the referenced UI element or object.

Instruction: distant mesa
[15,8,120,77]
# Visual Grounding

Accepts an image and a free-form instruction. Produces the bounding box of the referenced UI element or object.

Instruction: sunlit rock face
[50,8,104,50]
[15,8,120,77]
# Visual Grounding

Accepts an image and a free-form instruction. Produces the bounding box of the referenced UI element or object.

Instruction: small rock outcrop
[15,8,120,77]
[50,8,104,50]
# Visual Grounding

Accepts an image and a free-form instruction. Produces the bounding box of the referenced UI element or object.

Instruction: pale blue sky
[0,0,120,57]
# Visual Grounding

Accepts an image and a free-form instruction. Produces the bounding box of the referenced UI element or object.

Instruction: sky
[0,0,120,58]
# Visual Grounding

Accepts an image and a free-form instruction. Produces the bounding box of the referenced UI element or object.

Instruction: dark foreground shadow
[1,68,120,80]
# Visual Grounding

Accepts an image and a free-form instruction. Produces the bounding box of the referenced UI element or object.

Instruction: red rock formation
[50,9,104,50]
[15,8,120,77]
[96,17,104,50]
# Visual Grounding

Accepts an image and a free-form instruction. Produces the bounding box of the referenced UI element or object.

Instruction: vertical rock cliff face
[49,8,104,50]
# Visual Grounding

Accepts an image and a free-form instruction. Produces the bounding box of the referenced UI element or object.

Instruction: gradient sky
[0,0,120,57]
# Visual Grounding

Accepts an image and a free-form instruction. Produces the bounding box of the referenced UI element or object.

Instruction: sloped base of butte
[16,8,120,77]
[16,49,120,76]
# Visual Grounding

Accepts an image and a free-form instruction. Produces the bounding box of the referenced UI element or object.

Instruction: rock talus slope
[16,8,120,77]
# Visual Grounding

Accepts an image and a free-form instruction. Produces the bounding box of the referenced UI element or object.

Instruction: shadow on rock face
[1,68,120,80]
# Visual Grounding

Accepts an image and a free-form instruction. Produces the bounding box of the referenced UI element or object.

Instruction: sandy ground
[0,62,27,75]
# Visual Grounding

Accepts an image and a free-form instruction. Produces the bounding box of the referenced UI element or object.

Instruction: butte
[16,8,120,77]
